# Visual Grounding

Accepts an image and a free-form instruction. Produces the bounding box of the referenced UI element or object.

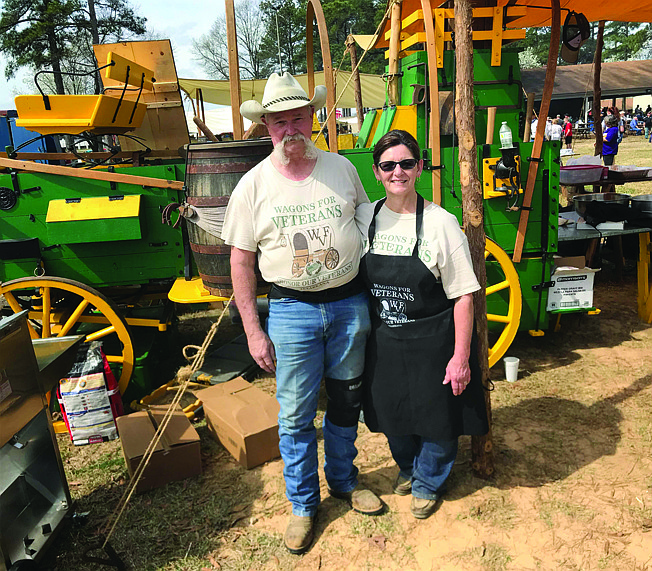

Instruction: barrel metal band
[187,162,256,174]
[190,243,230,255]
[186,196,230,207]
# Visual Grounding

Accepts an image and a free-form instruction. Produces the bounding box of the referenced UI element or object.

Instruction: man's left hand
[443,355,471,396]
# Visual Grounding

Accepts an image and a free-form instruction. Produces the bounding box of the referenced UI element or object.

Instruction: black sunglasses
[377,158,419,172]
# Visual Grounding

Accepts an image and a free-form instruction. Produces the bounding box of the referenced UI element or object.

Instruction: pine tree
[0,0,146,95]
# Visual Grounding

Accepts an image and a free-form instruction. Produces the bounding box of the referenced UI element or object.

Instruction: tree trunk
[87,0,103,95]
[454,0,494,479]
[593,21,605,157]
[47,32,66,95]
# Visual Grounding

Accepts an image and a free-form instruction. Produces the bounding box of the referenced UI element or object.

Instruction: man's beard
[272,133,318,166]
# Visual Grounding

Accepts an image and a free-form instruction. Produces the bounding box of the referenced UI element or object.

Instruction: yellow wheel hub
[485,238,522,367]
[0,277,134,394]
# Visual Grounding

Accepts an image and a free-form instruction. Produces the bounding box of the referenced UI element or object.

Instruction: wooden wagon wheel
[0,277,135,394]
[485,238,522,367]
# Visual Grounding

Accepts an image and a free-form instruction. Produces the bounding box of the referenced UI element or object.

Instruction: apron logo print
[380,298,411,326]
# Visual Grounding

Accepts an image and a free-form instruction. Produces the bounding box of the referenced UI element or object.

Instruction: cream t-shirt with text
[356,201,480,299]
[221,150,369,291]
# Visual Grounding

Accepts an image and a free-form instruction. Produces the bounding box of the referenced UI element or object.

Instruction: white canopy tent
[179,70,387,110]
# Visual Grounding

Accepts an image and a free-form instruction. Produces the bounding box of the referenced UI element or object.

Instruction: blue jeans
[386,435,458,500]
[267,292,370,517]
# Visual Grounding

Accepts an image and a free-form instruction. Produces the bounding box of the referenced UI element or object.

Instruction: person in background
[630,115,642,135]
[602,114,620,165]
[601,108,613,132]
[356,130,489,520]
[222,72,382,555]
[530,117,538,141]
[563,117,573,149]
[644,112,652,142]
[549,118,563,141]
[544,117,553,140]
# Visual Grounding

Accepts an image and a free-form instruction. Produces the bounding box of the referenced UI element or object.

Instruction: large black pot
[572,192,630,218]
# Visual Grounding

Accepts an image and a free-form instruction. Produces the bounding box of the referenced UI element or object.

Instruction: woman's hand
[444,293,474,396]
[443,354,471,396]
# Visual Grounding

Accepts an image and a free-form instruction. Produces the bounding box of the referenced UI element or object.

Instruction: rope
[101,294,234,548]
[580,59,596,122]
[314,0,398,142]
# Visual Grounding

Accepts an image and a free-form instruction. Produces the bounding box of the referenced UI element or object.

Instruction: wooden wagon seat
[14,52,156,136]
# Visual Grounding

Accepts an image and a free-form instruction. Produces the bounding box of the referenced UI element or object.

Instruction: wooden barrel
[184,140,273,297]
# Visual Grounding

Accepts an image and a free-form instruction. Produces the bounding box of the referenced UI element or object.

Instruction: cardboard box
[546,256,599,311]
[116,405,201,493]
[199,377,280,469]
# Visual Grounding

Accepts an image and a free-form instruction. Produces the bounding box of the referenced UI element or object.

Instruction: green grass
[538,497,596,528]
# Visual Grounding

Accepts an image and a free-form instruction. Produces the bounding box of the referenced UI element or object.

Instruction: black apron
[360,195,489,440]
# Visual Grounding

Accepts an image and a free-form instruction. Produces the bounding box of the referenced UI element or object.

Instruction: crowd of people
[529,104,652,165]
[530,114,575,148]
[221,72,488,555]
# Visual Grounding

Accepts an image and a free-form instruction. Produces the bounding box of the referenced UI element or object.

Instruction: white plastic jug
[499,121,513,148]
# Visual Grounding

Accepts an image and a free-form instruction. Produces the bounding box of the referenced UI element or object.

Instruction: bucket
[184,140,274,297]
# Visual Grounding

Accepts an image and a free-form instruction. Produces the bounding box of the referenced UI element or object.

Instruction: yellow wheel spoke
[41,287,52,338]
[486,280,510,296]
[4,292,39,339]
[85,325,116,342]
[58,299,90,337]
[487,313,511,324]
[2,277,136,396]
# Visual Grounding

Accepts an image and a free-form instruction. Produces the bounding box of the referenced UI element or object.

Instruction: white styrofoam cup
[503,356,519,382]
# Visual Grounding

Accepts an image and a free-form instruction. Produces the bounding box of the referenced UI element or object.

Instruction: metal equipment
[0,311,83,570]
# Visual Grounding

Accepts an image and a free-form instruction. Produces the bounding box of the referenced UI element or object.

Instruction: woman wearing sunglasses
[357,130,488,519]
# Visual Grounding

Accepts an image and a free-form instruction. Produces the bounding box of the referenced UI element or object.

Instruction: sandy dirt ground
[239,271,652,571]
[43,261,652,571]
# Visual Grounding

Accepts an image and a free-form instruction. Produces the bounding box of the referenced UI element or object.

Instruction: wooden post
[523,92,535,142]
[593,21,605,157]
[486,107,496,145]
[454,0,493,479]
[388,0,402,105]
[420,0,441,205]
[0,157,184,190]
[225,0,244,140]
[346,35,365,132]
[193,116,220,142]
[306,0,338,152]
[512,0,560,263]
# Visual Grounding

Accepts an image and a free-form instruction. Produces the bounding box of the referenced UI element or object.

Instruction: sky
[0,0,225,110]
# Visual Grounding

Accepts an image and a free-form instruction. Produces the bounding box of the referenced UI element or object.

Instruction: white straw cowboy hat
[240,72,327,124]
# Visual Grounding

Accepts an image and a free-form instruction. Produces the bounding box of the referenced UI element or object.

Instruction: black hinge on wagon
[532,281,554,292]
[10,171,41,196]
[421,150,444,172]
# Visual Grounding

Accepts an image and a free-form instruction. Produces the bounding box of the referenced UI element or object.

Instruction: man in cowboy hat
[221,72,381,554]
